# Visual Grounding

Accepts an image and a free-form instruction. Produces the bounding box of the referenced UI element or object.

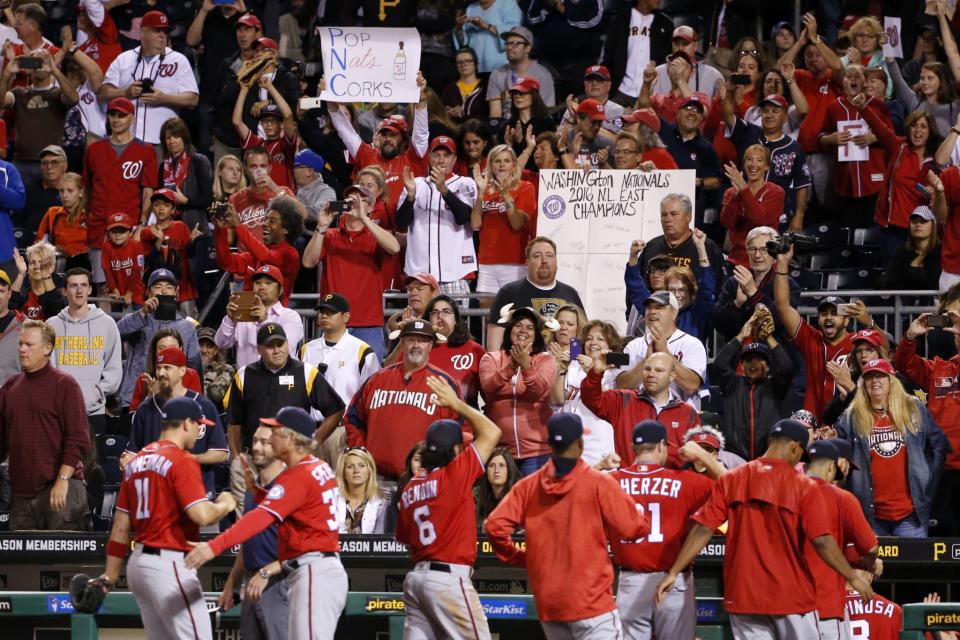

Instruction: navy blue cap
[294,148,325,171]
[769,419,810,446]
[147,268,178,288]
[828,438,860,470]
[261,407,316,438]
[425,419,463,452]
[739,342,771,362]
[808,439,840,461]
[547,413,584,446]
[258,104,283,120]
[818,295,846,310]
[771,21,796,38]
[160,396,214,425]
[632,420,666,444]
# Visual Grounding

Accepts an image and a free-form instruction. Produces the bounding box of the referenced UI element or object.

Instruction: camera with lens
[208,200,231,221]
[765,232,820,257]
[139,78,154,93]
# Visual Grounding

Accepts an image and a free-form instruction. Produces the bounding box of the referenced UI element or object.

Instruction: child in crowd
[137,188,200,314]
[101,213,144,308]
[233,68,299,190]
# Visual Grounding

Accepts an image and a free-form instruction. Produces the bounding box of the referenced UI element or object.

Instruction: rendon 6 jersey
[116,440,210,552]
[610,463,714,573]
[396,444,485,566]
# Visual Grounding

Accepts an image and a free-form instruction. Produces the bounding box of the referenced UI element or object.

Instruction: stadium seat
[96,434,128,485]
[825,268,876,290]
[214,463,232,495]
[808,248,876,271]
[790,268,823,290]
[852,226,883,248]
[702,386,724,414]
[802,223,851,249]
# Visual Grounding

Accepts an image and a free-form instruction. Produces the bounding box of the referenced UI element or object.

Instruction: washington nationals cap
[150,188,177,203]
[632,420,666,445]
[403,272,440,291]
[107,97,135,116]
[398,319,437,342]
[771,21,796,38]
[254,37,278,51]
[107,213,132,230]
[622,108,660,132]
[257,104,283,120]
[547,413,584,446]
[236,13,262,30]
[769,419,810,446]
[196,327,217,344]
[679,95,707,112]
[577,98,606,121]
[316,292,350,313]
[817,295,846,311]
[293,148,325,171]
[260,407,316,438]
[688,428,722,451]
[851,328,885,348]
[429,135,457,154]
[861,358,896,376]
[759,94,789,109]
[160,396,214,425]
[808,439,840,461]
[790,409,820,430]
[156,347,187,367]
[829,438,860,470]
[739,342,772,362]
[509,76,541,94]
[147,268,178,287]
[425,419,463,452]
[584,64,611,80]
[257,322,287,346]
[644,290,679,313]
[251,264,282,285]
[377,114,408,136]
[140,10,170,30]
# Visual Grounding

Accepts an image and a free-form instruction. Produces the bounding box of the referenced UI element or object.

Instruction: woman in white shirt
[335,447,387,534]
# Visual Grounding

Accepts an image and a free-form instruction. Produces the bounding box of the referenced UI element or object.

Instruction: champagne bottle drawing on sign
[394,41,406,80]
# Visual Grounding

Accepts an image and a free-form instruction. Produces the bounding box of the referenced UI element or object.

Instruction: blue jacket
[836,401,950,528]
[116,310,201,405]
[624,261,716,340]
[0,161,26,262]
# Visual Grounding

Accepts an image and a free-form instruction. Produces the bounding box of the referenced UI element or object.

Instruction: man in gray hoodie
[0,268,24,386]
[48,268,122,438]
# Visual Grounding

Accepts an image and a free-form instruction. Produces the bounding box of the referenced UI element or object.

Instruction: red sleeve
[352,143,377,170]
[97,12,118,42]
[942,166,960,206]
[719,187,739,230]
[208,506,275,555]
[579,367,626,425]
[513,181,536,222]
[479,352,517,397]
[790,319,816,347]
[893,337,933,391]
[102,247,119,291]
[514,353,557,399]
[484,479,529,566]
[819,101,838,140]
[257,473,308,521]
[185,368,202,394]
[130,375,146,412]
[740,184,785,227]
[241,130,263,150]
[859,102,902,155]
[235,224,279,265]
[214,226,255,275]
[171,456,210,512]
[141,146,159,189]
[837,488,878,559]
[35,208,53,241]
[599,471,650,539]
[798,481,833,541]
[0,119,8,151]
[687,473,716,513]
[450,444,486,493]
[692,478,729,530]
[343,381,370,446]
[646,148,678,170]
[166,222,191,249]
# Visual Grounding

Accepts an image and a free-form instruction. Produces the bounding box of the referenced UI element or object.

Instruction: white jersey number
[624,502,663,544]
[849,620,868,639]
[413,505,437,545]
[321,488,340,531]
[134,478,151,520]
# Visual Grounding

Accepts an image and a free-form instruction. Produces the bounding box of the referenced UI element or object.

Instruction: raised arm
[426,375,501,461]
[938,4,960,82]
[232,84,252,141]
[773,245,802,338]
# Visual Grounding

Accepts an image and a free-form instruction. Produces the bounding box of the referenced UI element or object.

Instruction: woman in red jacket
[720,144,785,267]
[855,96,942,259]
[479,306,558,476]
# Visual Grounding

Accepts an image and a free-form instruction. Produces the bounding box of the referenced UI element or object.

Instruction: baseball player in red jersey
[187,407,348,640]
[611,421,718,640]
[806,440,880,640]
[396,375,502,639]
[486,413,649,639]
[844,570,901,640]
[94,397,237,639]
[656,419,874,639]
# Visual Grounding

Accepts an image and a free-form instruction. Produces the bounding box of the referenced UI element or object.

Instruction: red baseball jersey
[846,591,902,640]
[78,12,122,74]
[83,138,159,248]
[115,440,209,551]
[242,130,297,190]
[477,180,537,266]
[344,364,465,478]
[790,323,853,420]
[396,444,485,565]
[254,455,340,560]
[427,340,486,408]
[228,185,296,242]
[140,223,196,302]
[610,463,714,573]
[101,239,146,304]
[351,142,428,208]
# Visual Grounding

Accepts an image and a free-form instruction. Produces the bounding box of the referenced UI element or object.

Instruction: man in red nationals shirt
[656,419,874,638]
[396,376,501,639]
[344,320,465,481]
[486,413,649,638]
[187,407,349,639]
[845,570,902,640]
[805,440,880,640]
[228,148,295,241]
[611,421,717,640]
[94,397,236,639]
[101,213,145,306]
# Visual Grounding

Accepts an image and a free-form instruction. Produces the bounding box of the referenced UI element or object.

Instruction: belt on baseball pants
[139,545,185,559]
[414,561,472,577]
[282,552,338,574]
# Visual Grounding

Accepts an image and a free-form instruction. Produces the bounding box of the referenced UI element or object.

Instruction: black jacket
[714,336,793,461]
[602,9,673,96]
[212,57,302,148]
[712,270,799,343]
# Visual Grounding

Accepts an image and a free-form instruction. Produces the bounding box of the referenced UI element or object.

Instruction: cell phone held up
[569,337,582,359]
[605,352,630,368]
[154,295,178,321]
[926,314,954,329]
[18,57,42,70]
[231,291,259,322]
[731,73,752,86]
[328,200,353,214]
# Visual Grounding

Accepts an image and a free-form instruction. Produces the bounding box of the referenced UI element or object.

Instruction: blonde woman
[212,154,247,203]
[35,172,89,271]
[836,359,948,538]
[335,447,387,534]
[841,16,892,98]
[12,241,65,320]
[471,144,536,294]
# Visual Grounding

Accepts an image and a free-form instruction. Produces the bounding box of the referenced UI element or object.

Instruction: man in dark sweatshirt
[0,319,90,530]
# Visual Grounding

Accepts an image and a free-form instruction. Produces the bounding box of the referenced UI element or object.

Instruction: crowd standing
[0,0,956,638]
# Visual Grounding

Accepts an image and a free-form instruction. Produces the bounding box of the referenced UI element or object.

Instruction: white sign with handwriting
[319,27,421,103]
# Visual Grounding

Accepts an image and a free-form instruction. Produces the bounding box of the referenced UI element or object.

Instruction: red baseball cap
[377,114,408,136]
[679,95,707,112]
[759,94,789,109]
[107,213,132,230]
[623,108,660,132]
[429,135,457,154]
[156,347,187,368]
[403,272,440,291]
[851,329,885,348]
[254,37,278,51]
[150,188,177,204]
[577,98,606,121]
[140,10,170,31]
[236,13,262,30]
[690,431,722,451]
[509,76,541,94]
[107,97,135,116]
[667,51,694,66]
[861,359,896,377]
[673,25,697,42]
[251,264,283,285]
[584,64,611,80]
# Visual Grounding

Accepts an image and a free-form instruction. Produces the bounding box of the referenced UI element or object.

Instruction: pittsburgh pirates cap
[260,407,316,438]
[160,396,214,425]
[156,347,187,367]
[425,419,463,452]
[147,268,178,287]
[769,419,810,446]
[547,413,585,446]
[632,420,666,445]
[196,327,217,344]
[316,292,350,313]
[257,322,287,346]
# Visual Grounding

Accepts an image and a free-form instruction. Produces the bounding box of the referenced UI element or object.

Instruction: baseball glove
[70,573,111,614]
[753,306,776,341]
[236,56,274,87]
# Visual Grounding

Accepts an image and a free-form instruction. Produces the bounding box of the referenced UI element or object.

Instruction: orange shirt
[36,206,88,257]
[477,180,537,266]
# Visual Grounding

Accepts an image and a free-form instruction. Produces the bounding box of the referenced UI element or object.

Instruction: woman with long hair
[883,205,942,291]
[503,77,555,170]
[424,86,459,139]
[472,144,537,296]
[35,172,89,272]
[335,447,387,534]
[474,447,521,528]
[888,59,960,137]
[129,328,203,412]
[212,154,247,203]
[546,303,589,377]
[479,306,558,475]
[455,118,494,177]
[720,144,785,267]
[422,294,486,406]
[442,47,489,123]
[837,359,948,537]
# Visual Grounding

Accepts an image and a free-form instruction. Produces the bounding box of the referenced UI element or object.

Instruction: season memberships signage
[319,27,421,103]
[537,169,696,331]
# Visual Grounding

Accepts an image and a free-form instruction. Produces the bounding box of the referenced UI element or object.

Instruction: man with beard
[217,423,289,639]
[775,245,868,421]
[344,320,464,485]
[327,73,429,207]
[124,347,228,496]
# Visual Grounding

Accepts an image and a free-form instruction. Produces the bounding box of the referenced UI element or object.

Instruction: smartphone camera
[329,200,353,213]
[19,57,41,70]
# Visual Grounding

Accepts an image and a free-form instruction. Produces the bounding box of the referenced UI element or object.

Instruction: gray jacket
[48,305,123,415]
[116,310,202,406]
[0,311,22,387]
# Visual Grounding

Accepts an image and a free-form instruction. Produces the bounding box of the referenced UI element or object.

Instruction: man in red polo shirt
[656,419,874,637]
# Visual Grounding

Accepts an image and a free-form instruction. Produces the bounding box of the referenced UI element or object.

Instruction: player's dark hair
[475,448,521,524]
[500,310,547,355]
[147,328,184,376]
[420,447,457,472]
[161,419,185,431]
[422,295,472,347]
[267,195,305,243]
[64,267,93,287]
